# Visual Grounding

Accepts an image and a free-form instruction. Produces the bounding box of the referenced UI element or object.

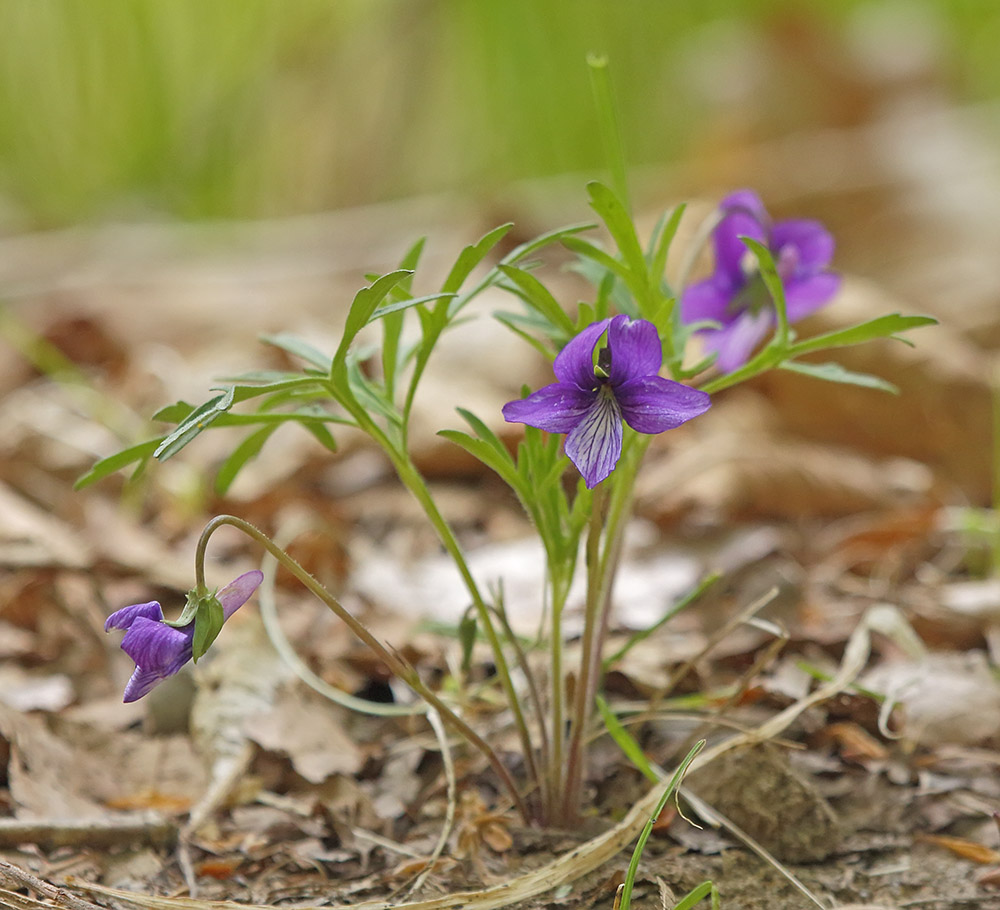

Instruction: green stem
[562,482,608,822]
[547,568,571,825]
[587,54,630,217]
[390,454,541,801]
[330,381,540,804]
[194,514,529,823]
[993,361,1000,577]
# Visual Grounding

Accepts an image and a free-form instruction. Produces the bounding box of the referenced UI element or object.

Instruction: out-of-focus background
[0,0,996,225]
[2,0,999,505]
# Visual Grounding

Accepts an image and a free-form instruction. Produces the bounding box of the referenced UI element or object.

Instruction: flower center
[594,345,612,382]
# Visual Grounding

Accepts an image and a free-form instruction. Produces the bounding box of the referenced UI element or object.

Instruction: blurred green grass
[0,0,997,227]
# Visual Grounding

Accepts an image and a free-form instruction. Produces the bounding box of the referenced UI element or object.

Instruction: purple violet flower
[502,315,711,488]
[105,570,263,702]
[681,189,840,372]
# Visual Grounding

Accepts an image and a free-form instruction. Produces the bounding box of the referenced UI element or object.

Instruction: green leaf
[369,291,457,322]
[215,424,279,495]
[780,360,899,393]
[73,438,162,490]
[152,400,196,423]
[649,203,685,294]
[787,314,937,357]
[493,312,560,358]
[597,696,658,784]
[332,270,413,383]
[670,882,720,910]
[342,270,413,342]
[438,429,522,491]
[302,419,338,453]
[561,235,646,306]
[617,740,705,910]
[498,264,575,336]
[260,333,333,370]
[502,222,593,267]
[587,181,647,287]
[218,377,328,405]
[215,368,325,385]
[191,593,225,663]
[154,388,235,461]
[443,223,513,294]
[739,236,789,346]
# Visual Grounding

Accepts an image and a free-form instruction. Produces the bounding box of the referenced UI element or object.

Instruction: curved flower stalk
[502,315,711,487]
[105,571,263,702]
[681,189,840,372]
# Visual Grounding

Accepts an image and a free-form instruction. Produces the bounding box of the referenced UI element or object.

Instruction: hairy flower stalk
[681,189,840,372]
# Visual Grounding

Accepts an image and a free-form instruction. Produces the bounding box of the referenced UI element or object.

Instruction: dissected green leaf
[443,223,513,294]
[649,203,685,295]
[780,359,899,393]
[215,424,279,495]
[154,387,235,461]
[342,270,413,342]
[152,400,196,423]
[739,236,789,345]
[498,264,575,335]
[260,333,333,370]
[788,313,937,357]
[438,428,522,490]
[369,291,457,322]
[73,438,162,490]
[587,181,647,286]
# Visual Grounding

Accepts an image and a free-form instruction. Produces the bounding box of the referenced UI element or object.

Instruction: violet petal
[710,310,774,373]
[552,318,610,389]
[218,570,264,620]
[120,617,193,674]
[772,218,835,272]
[616,376,712,434]
[712,210,768,286]
[564,392,623,488]
[607,315,662,385]
[104,601,164,632]
[681,276,736,328]
[503,382,596,432]
[122,666,168,703]
[721,189,768,223]
[785,272,842,321]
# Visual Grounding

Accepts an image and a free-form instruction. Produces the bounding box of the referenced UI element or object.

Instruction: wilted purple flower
[503,315,711,488]
[681,189,840,372]
[105,570,263,702]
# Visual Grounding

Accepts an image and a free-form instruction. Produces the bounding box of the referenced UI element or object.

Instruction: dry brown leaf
[757,276,992,501]
[0,702,206,820]
[0,480,92,569]
[639,392,935,523]
[918,833,1000,865]
[243,686,362,784]
[821,721,889,762]
[864,652,1000,746]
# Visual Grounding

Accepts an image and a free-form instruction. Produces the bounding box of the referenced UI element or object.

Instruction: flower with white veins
[503,315,710,488]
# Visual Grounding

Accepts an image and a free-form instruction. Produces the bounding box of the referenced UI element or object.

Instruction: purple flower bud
[681,190,840,372]
[105,570,263,702]
[503,315,711,488]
